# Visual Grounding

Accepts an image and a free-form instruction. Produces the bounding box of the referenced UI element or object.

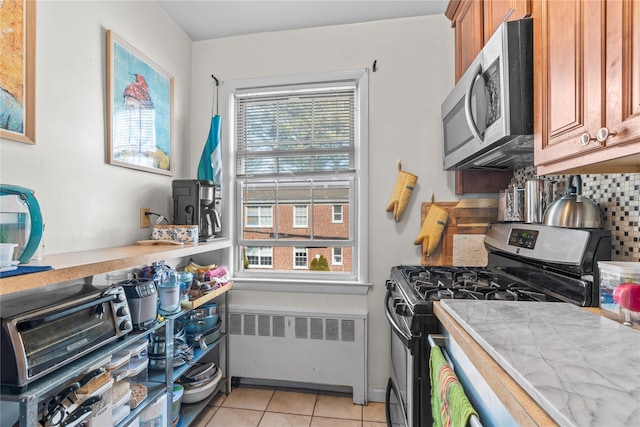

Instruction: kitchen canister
[524,178,556,224]
[173,225,199,243]
[151,225,174,241]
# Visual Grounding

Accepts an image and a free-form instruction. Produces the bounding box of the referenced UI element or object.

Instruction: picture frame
[0,0,36,144]
[106,30,174,175]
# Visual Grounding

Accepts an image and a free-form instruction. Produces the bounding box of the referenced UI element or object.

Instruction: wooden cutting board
[420,202,458,266]
[454,198,498,234]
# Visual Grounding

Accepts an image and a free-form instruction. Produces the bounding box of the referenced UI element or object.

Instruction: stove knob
[117,306,129,317]
[120,320,133,331]
[115,292,126,303]
[395,302,409,316]
[385,280,396,291]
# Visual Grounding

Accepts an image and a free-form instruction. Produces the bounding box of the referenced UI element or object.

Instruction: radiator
[228,305,368,404]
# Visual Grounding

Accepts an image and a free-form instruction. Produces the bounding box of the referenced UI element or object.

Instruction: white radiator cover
[228,305,368,404]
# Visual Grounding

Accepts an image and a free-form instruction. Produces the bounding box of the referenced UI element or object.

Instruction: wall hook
[211,74,219,86]
[372,60,377,72]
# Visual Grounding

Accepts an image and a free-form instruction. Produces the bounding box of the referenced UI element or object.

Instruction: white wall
[0,1,193,254]
[190,15,456,399]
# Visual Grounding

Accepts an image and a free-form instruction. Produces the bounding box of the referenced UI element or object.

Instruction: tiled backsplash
[512,168,639,262]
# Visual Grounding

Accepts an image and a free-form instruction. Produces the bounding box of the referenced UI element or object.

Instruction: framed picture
[106,30,174,175]
[0,0,36,144]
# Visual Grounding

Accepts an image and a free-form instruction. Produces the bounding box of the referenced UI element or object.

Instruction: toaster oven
[0,284,133,391]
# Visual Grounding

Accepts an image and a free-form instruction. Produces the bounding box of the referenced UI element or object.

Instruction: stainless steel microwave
[441,18,534,171]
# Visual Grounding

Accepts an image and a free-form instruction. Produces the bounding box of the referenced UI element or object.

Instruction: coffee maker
[172,180,221,241]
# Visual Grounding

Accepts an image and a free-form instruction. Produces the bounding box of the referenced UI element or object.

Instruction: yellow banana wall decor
[386,162,418,222]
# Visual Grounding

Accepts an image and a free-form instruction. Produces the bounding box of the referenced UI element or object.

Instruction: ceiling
[157,0,449,41]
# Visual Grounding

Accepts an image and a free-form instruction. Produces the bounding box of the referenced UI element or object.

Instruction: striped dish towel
[430,345,479,427]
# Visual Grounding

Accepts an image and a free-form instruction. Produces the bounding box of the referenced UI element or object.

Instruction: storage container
[122,340,148,359]
[134,393,167,426]
[128,357,149,409]
[598,261,640,329]
[107,351,131,382]
[75,378,113,427]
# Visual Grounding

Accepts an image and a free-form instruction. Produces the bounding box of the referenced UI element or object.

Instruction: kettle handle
[0,184,43,263]
[567,175,582,196]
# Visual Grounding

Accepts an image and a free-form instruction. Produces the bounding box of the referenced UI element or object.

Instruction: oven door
[385,288,416,427]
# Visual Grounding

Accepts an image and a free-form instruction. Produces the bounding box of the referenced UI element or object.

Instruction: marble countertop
[440,300,640,427]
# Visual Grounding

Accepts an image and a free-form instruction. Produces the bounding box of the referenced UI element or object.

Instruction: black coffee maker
[172,180,221,241]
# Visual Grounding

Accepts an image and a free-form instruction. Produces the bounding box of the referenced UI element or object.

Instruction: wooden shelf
[0,238,231,296]
[181,282,234,309]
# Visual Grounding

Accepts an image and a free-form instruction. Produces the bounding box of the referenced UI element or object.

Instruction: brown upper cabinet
[446,0,531,194]
[446,0,531,81]
[533,0,640,174]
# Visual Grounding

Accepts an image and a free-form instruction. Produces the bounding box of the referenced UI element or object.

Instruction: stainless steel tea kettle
[542,175,603,228]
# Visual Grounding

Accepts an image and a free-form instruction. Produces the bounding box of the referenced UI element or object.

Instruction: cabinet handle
[580,133,596,146]
[596,127,618,142]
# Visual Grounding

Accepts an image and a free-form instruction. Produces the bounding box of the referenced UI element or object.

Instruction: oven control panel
[508,228,539,250]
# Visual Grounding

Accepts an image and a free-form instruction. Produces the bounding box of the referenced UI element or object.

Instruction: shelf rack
[0,238,232,426]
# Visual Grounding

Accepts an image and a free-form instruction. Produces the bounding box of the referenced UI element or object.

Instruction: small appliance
[120,277,158,331]
[172,179,221,241]
[0,284,132,390]
[0,184,44,263]
[441,18,533,170]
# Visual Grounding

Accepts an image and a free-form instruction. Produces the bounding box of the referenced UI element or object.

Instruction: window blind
[235,87,355,178]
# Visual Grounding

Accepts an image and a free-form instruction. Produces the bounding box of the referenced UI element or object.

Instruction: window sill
[231,277,372,295]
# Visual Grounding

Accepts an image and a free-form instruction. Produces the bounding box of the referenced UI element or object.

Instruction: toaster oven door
[7,297,120,386]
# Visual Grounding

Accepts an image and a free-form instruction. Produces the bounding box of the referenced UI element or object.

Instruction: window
[231,70,368,284]
[293,205,308,228]
[245,206,272,227]
[245,246,273,268]
[293,247,308,268]
[332,205,343,223]
[332,247,343,265]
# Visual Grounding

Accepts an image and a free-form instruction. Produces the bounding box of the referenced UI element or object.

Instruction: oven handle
[384,289,412,348]
[35,294,117,324]
[385,377,408,427]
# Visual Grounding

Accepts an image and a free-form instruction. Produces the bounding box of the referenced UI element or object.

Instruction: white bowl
[0,243,17,266]
[181,367,222,403]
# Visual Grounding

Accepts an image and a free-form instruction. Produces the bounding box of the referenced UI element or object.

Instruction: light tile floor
[190,386,386,427]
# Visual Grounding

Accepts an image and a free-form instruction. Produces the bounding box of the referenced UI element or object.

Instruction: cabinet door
[605,0,640,148]
[483,0,531,43]
[448,0,484,82]
[533,0,606,167]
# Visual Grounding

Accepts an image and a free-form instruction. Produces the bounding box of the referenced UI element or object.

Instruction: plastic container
[107,351,131,382]
[598,261,640,329]
[122,340,148,359]
[75,378,113,427]
[112,378,131,410]
[172,384,184,424]
[128,357,149,409]
[135,393,167,426]
[112,398,130,426]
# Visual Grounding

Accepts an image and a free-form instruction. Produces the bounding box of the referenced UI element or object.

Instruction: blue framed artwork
[106,30,173,175]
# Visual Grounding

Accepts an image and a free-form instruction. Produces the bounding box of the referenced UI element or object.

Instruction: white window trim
[246,246,273,269]
[293,247,308,269]
[332,205,343,223]
[223,69,369,293]
[332,247,343,265]
[245,206,273,228]
[293,205,309,229]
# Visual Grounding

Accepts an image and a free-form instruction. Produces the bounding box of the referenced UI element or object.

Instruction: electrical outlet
[140,208,151,228]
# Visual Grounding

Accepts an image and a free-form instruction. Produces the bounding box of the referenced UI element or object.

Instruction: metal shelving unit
[0,240,232,427]
[0,323,164,427]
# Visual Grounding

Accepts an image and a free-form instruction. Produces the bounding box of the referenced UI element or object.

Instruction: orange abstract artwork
[0,0,34,143]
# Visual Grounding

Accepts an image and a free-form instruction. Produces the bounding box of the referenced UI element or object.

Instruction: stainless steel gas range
[385,222,611,427]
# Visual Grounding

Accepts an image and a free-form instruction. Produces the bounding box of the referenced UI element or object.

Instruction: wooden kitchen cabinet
[447,0,531,194]
[447,0,531,81]
[534,0,640,175]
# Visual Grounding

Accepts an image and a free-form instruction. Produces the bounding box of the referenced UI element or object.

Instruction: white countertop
[440,300,640,427]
